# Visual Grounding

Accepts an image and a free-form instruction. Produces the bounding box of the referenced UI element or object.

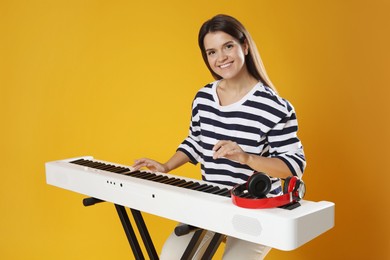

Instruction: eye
[207,50,216,56]
[225,44,234,50]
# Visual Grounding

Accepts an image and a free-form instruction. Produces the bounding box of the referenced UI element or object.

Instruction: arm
[132,150,190,173]
[213,141,292,178]
[213,101,306,179]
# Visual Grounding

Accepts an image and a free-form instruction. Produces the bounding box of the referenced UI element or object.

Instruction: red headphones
[231,172,306,209]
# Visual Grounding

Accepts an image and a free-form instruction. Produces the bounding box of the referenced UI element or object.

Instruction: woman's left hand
[212,140,249,164]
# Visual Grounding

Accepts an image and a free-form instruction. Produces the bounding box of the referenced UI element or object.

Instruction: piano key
[138,172,155,179]
[179,181,195,188]
[202,186,220,194]
[109,167,129,173]
[148,175,167,182]
[130,171,150,178]
[213,188,230,196]
[142,173,157,179]
[154,176,170,183]
[125,171,141,176]
[200,185,219,193]
[192,184,209,191]
[70,159,88,165]
[176,180,195,188]
[162,178,181,185]
[115,168,131,174]
[144,174,159,180]
[184,182,201,189]
[72,159,93,166]
[85,161,104,168]
[70,159,230,198]
[98,165,117,171]
[171,180,187,187]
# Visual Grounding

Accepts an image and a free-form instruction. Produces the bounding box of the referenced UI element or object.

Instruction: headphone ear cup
[283,176,292,194]
[247,172,271,198]
[292,178,303,199]
[284,176,300,194]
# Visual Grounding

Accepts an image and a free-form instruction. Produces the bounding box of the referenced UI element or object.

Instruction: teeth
[220,63,231,69]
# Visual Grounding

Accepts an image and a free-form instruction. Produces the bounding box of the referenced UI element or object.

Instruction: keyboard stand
[83,197,223,260]
[181,229,224,260]
[83,197,158,260]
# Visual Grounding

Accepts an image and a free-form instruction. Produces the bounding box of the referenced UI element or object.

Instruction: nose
[217,51,228,63]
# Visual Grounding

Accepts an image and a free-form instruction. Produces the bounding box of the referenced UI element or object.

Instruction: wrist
[162,163,171,173]
[241,153,252,165]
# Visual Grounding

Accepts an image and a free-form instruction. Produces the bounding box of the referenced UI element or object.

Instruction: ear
[243,39,249,55]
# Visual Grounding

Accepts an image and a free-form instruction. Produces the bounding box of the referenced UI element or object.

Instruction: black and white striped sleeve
[177,96,202,165]
[267,101,306,178]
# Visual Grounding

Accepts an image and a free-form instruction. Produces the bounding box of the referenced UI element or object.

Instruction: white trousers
[160,229,271,259]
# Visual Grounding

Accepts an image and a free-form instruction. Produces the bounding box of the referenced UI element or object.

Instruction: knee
[222,237,272,260]
[160,232,191,259]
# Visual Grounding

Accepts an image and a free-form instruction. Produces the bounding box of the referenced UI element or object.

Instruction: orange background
[1,0,389,259]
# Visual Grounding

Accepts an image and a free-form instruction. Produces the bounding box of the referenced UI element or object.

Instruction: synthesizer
[45,156,334,251]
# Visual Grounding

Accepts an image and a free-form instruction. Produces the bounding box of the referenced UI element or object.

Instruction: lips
[219,62,233,69]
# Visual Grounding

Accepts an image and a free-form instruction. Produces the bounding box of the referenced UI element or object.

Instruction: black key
[93,163,110,170]
[127,171,143,177]
[157,177,174,184]
[131,172,150,178]
[71,160,128,174]
[202,186,220,194]
[71,159,88,165]
[201,185,218,193]
[193,184,209,191]
[180,181,195,188]
[142,173,158,180]
[139,172,155,179]
[99,165,116,171]
[115,168,131,174]
[148,175,166,182]
[167,179,185,186]
[177,181,194,188]
[155,176,170,183]
[125,170,141,176]
[111,167,127,173]
[213,188,229,195]
[105,166,121,172]
[171,180,187,187]
[162,178,180,185]
[78,160,94,167]
[85,161,103,168]
[185,182,201,189]
[218,189,232,197]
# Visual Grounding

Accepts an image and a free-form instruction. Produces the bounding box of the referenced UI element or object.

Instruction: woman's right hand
[132,158,168,173]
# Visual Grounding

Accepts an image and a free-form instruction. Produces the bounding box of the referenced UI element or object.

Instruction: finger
[213,140,229,151]
[132,162,147,171]
[132,158,151,170]
[213,145,228,159]
[132,159,145,168]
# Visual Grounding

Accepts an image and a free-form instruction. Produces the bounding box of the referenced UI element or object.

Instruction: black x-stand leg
[83,198,224,260]
[83,197,159,260]
[178,225,225,260]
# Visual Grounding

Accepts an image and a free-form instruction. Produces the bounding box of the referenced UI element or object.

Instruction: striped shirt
[178,81,306,195]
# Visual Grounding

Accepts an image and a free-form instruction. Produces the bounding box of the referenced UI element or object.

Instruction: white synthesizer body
[45,156,335,251]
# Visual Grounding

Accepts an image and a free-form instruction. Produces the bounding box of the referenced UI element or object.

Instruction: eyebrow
[205,40,235,52]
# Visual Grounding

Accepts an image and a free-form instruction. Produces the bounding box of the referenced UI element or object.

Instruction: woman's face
[203,31,248,80]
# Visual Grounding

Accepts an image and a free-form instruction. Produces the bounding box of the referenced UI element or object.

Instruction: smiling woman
[203,31,258,106]
[198,14,276,93]
[132,14,306,259]
[203,33,248,81]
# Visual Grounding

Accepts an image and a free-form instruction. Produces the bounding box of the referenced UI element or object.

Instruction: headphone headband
[231,172,305,209]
